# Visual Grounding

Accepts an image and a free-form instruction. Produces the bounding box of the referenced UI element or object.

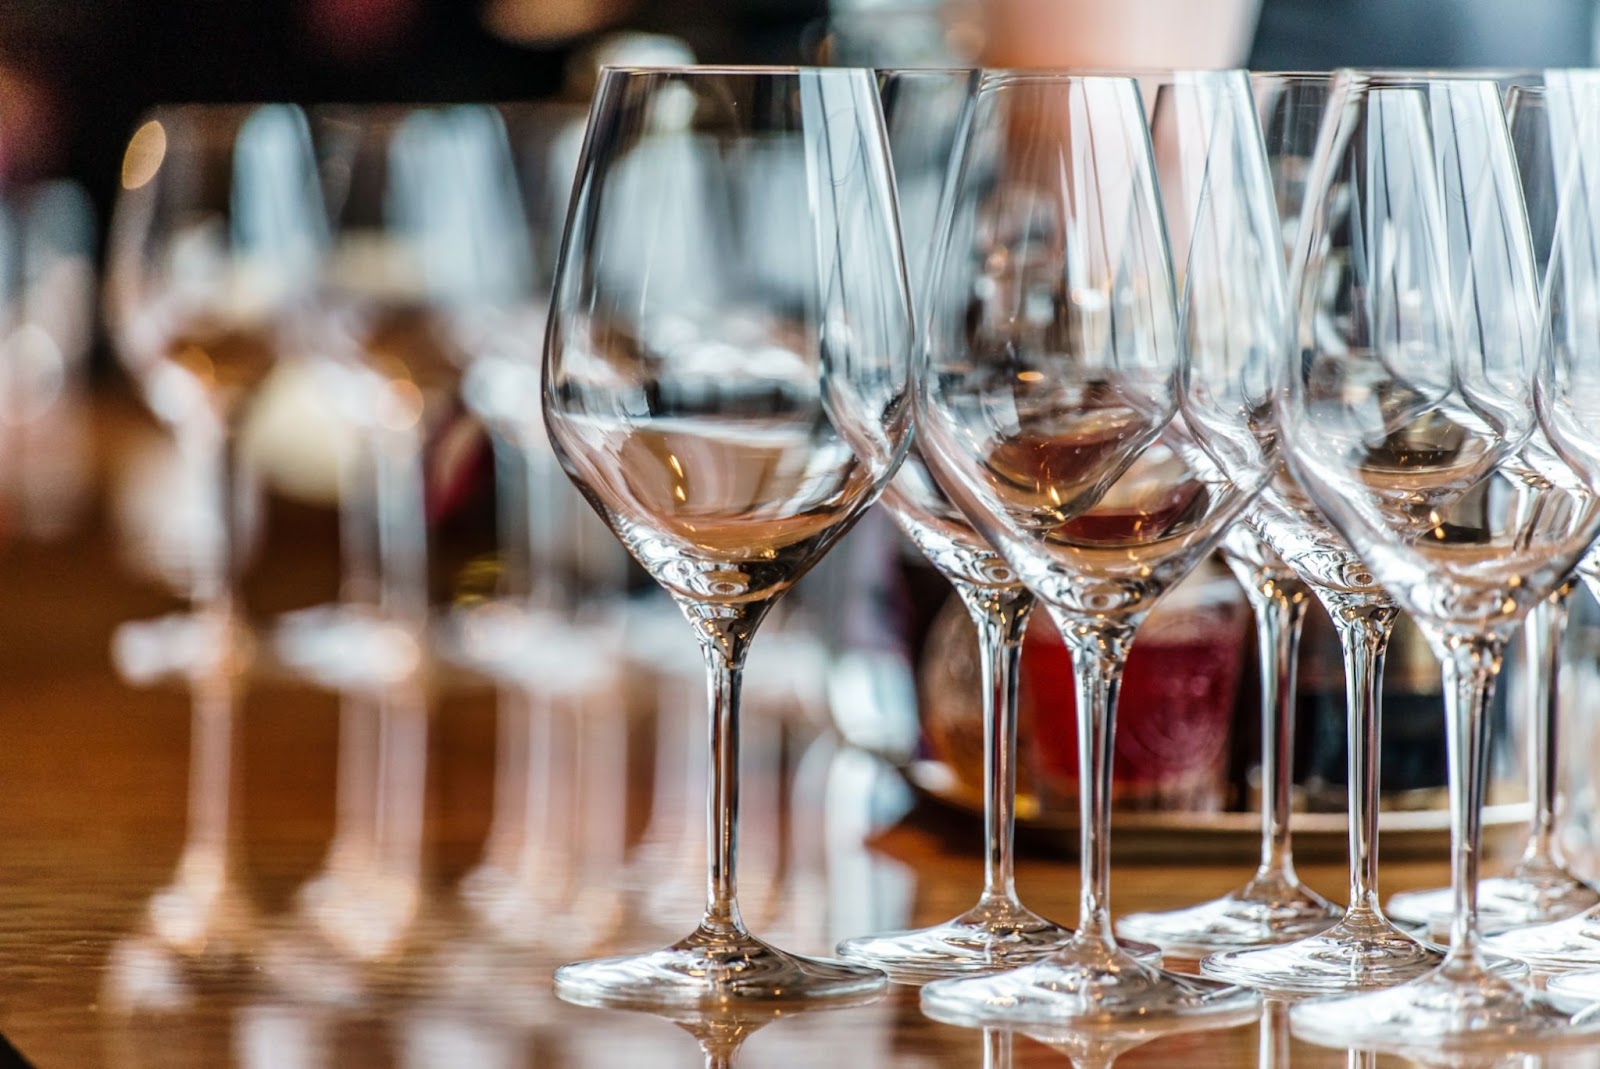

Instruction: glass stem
[1520,589,1569,870]
[955,582,1034,908]
[1062,617,1136,950]
[373,420,429,629]
[491,429,533,605]
[1441,635,1503,972]
[1251,573,1310,879]
[184,416,242,877]
[983,1029,1012,1069]
[702,628,753,934]
[1328,597,1396,916]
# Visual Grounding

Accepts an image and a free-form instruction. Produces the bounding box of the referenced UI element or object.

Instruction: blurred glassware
[1276,72,1598,1050]
[104,103,326,963]
[0,179,96,540]
[544,66,910,1007]
[914,70,1263,1028]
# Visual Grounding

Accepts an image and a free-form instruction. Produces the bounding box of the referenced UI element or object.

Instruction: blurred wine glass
[544,66,911,1007]
[105,103,325,960]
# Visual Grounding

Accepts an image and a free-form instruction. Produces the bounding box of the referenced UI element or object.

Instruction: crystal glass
[838,66,1155,983]
[545,66,910,1007]
[104,104,324,957]
[1117,70,1342,958]
[1272,72,1600,1049]
[1482,69,1600,976]
[913,71,1263,1027]
[1198,72,1445,993]
[1389,82,1600,940]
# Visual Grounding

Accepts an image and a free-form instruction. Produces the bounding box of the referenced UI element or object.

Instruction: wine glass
[1481,69,1600,976]
[104,104,325,958]
[1388,82,1600,938]
[1273,72,1600,1049]
[838,66,1152,983]
[544,66,910,1007]
[1116,70,1343,958]
[913,71,1263,1027]
[1194,81,1443,996]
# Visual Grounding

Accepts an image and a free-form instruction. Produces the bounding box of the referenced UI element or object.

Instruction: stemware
[913,71,1263,1027]
[1272,73,1600,1048]
[1117,70,1343,958]
[1482,69,1600,976]
[1388,82,1600,939]
[838,66,1134,983]
[104,104,324,957]
[544,66,911,1007]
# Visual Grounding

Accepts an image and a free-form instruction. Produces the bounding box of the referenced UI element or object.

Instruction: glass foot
[1290,962,1600,1052]
[919,939,1260,1028]
[1545,969,1600,1001]
[1482,906,1600,974]
[1389,873,1600,939]
[836,900,1159,983]
[554,923,886,1009]
[1116,874,1341,957]
[1200,908,1444,993]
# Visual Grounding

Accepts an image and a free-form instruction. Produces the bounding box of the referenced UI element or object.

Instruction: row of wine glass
[105,65,1600,1057]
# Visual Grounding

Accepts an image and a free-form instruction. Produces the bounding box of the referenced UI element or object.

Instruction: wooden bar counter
[0,401,1566,1068]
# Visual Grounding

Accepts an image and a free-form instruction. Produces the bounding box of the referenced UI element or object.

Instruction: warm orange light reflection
[122,120,167,191]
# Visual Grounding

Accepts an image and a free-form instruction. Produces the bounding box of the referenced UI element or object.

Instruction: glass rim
[595,64,875,77]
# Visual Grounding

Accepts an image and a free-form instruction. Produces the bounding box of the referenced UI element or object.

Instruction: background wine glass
[1115,70,1343,958]
[1386,81,1600,938]
[544,66,911,1007]
[838,66,1158,981]
[277,104,518,969]
[104,103,324,959]
[1276,73,1600,1049]
[913,71,1262,1027]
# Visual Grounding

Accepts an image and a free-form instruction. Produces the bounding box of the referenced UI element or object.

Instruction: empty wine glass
[105,104,325,958]
[913,71,1263,1027]
[1116,70,1343,958]
[1482,69,1600,977]
[544,67,911,1007]
[1389,82,1600,939]
[1274,72,1600,1049]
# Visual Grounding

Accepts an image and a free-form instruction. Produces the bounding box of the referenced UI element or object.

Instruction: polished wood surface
[0,401,1565,1068]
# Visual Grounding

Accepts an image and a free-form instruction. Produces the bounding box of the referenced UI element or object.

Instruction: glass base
[1545,969,1600,1001]
[835,900,1160,983]
[1482,906,1600,974]
[1291,961,1600,1052]
[1116,872,1342,957]
[1387,872,1600,937]
[1200,908,1444,993]
[918,939,1260,1028]
[554,923,887,1009]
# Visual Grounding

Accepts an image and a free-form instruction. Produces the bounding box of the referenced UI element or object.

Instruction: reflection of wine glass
[839,66,1151,982]
[1274,73,1600,1049]
[544,67,910,1006]
[1117,69,1342,958]
[913,71,1261,1027]
[1388,83,1600,939]
[105,104,325,960]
